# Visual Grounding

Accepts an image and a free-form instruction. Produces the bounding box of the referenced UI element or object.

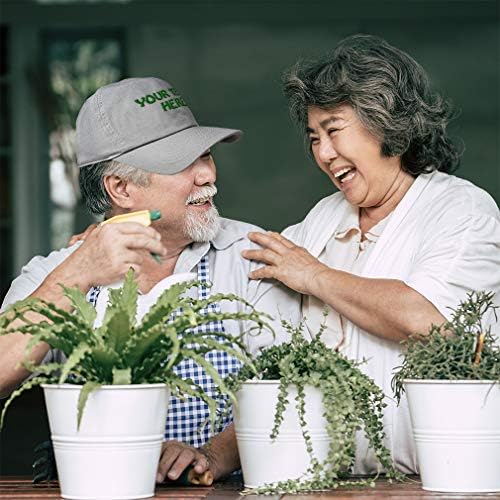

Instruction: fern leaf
[0,375,51,429]
[123,323,171,368]
[61,285,97,327]
[183,351,237,407]
[138,281,195,332]
[105,308,131,352]
[169,376,218,423]
[21,360,63,377]
[121,269,138,325]
[88,346,120,381]
[58,343,91,384]
[192,336,256,373]
[112,367,131,385]
[77,381,101,429]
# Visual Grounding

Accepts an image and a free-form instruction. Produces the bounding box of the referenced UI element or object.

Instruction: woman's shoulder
[423,171,499,218]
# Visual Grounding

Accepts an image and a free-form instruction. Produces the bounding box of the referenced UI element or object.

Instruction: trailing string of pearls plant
[228,319,404,495]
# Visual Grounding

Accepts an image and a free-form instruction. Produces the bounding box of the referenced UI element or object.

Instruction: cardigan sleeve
[404,212,500,333]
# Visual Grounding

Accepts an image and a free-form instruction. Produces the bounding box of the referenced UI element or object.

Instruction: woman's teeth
[334,167,355,183]
[341,171,355,183]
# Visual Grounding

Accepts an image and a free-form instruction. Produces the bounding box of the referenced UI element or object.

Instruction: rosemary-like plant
[392,291,499,403]
[228,320,403,495]
[0,270,270,429]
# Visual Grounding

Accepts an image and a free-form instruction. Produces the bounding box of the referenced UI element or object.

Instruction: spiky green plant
[227,320,403,495]
[0,270,271,429]
[392,291,499,402]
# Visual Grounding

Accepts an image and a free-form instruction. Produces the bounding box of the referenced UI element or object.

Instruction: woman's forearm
[311,267,446,341]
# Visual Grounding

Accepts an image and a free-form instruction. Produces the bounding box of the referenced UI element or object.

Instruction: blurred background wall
[0,0,498,476]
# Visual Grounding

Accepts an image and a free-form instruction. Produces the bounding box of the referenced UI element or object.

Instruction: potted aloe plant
[0,270,268,500]
[227,320,403,495]
[392,291,500,493]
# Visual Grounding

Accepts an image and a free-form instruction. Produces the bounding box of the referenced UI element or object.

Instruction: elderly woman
[242,34,500,474]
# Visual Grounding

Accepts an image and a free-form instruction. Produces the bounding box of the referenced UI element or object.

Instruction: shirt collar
[334,203,360,239]
[174,218,244,273]
[333,204,392,241]
[211,217,245,250]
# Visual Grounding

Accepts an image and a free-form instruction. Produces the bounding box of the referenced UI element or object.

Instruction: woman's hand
[242,231,328,295]
[67,223,99,246]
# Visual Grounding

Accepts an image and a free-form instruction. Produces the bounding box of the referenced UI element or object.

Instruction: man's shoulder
[282,191,346,243]
[211,217,265,250]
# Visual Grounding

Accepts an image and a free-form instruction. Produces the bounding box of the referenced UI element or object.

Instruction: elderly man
[0,77,299,482]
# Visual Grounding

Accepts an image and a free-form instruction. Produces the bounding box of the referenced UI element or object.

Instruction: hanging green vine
[228,320,404,495]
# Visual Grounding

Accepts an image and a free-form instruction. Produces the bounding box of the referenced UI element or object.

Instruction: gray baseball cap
[76,77,242,174]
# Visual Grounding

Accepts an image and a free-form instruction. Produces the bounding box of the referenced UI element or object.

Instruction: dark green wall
[122,2,499,231]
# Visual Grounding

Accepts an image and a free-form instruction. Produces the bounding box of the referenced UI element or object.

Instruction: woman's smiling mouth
[333,166,356,186]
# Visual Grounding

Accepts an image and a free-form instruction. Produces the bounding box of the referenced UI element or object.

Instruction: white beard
[183,204,221,242]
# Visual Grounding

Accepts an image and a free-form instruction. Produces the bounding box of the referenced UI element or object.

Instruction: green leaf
[61,285,97,327]
[112,367,131,385]
[77,381,101,429]
[21,361,63,377]
[123,324,177,369]
[58,343,91,384]
[88,346,120,381]
[1,375,51,429]
[138,281,195,333]
[104,308,131,353]
[121,269,138,325]
[185,351,237,408]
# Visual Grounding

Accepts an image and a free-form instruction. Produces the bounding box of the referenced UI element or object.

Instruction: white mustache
[186,185,218,205]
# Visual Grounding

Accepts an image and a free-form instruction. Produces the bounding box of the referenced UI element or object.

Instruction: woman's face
[307,104,405,208]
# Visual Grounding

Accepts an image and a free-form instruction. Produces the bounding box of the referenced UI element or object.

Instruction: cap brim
[114,126,242,174]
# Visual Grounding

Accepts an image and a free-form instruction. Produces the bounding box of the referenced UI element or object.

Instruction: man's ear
[103,175,136,209]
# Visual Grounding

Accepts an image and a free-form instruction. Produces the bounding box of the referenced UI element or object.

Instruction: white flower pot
[42,383,169,500]
[404,380,500,493]
[233,380,329,488]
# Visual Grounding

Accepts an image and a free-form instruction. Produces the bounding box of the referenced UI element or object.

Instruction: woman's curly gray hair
[283,34,462,175]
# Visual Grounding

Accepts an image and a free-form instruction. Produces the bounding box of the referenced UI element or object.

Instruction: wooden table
[1,476,499,499]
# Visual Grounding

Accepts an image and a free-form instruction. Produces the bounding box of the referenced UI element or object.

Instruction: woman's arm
[242,231,446,342]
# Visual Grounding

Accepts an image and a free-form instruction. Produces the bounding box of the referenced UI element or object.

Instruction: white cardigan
[284,171,500,474]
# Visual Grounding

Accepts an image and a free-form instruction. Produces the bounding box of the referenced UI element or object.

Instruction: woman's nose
[317,139,338,165]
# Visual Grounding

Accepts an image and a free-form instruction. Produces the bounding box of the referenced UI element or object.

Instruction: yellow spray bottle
[101,210,162,263]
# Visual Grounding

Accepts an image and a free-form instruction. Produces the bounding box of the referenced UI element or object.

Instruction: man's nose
[317,139,338,165]
[192,158,216,185]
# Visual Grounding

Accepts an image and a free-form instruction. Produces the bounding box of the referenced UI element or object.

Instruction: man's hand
[156,441,210,483]
[60,221,167,291]
[242,231,327,296]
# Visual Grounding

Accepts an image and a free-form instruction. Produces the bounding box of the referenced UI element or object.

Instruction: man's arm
[0,222,166,397]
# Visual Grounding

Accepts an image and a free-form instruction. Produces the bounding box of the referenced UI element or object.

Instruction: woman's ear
[103,175,135,209]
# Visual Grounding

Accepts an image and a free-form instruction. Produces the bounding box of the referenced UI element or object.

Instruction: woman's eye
[309,137,319,146]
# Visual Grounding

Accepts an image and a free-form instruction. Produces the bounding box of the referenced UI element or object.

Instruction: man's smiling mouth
[188,195,212,206]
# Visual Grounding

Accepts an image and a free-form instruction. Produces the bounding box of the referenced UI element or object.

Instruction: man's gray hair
[79,160,152,215]
[283,34,462,175]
